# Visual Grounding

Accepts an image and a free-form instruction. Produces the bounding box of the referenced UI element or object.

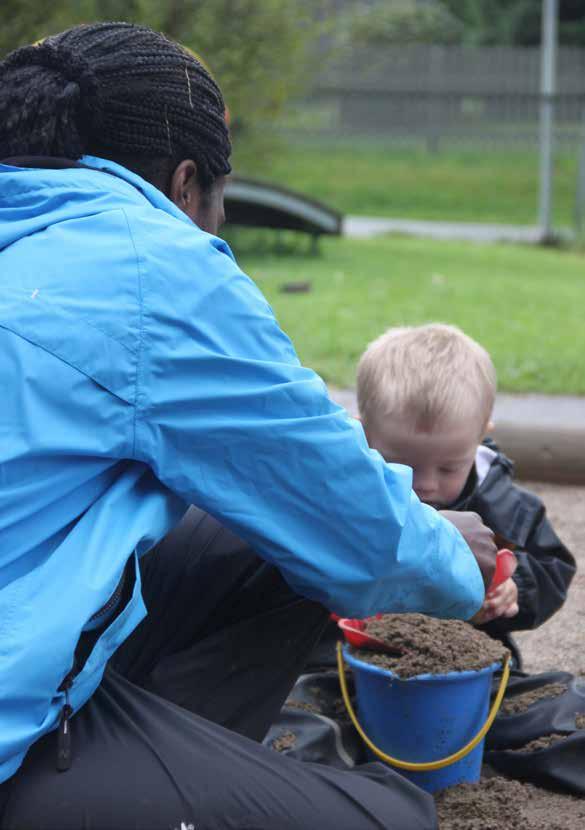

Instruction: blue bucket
[343,645,501,793]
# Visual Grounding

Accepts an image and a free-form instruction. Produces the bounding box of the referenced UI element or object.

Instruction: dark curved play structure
[224,176,342,239]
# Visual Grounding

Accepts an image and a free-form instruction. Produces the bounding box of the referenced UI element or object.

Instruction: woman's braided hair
[0,22,231,190]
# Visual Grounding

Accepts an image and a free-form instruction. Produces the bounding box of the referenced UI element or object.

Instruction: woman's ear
[485,419,495,436]
[169,159,201,221]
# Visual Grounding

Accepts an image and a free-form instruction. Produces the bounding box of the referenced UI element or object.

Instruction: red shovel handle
[488,548,517,594]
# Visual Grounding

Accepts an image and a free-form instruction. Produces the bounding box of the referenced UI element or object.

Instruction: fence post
[575,109,585,242]
[426,46,443,154]
[538,0,558,241]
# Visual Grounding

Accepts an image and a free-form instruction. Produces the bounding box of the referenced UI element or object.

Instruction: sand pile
[501,682,568,715]
[435,776,585,830]
[350,614,506,678]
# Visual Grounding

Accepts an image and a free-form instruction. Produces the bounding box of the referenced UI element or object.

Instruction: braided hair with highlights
[0,22,231,191]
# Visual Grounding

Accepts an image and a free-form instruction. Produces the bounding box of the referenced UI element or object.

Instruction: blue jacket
[0,156,484,782]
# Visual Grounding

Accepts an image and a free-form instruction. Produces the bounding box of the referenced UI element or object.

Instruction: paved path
[493,393,585,429]
[343,216,555,244]
[330,387,585,427]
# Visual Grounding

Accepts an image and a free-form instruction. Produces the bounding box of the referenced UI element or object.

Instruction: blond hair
[357,324,496,435]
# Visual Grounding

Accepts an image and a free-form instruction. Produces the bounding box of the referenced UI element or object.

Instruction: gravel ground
[441,481,585,825]
[514,481,585,675]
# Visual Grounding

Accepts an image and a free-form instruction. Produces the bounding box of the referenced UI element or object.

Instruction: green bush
[335,0,463,47]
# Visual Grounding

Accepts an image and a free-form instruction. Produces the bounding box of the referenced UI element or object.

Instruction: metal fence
[275,44,585,152]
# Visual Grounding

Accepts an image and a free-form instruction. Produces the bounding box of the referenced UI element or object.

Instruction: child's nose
[413,470,437,498]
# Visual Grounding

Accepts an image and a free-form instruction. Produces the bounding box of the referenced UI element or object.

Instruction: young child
[265,323,577,765]
[354,323,575,659]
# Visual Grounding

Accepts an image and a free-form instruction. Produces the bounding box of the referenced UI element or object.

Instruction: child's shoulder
[478,437,542,501]
[474,439,545,545]
[479,436,512,467]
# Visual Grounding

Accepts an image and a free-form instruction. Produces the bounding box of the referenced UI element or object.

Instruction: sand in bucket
[341,614,508,793]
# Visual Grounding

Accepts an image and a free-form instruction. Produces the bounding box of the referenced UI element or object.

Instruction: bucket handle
[337,642,511,772]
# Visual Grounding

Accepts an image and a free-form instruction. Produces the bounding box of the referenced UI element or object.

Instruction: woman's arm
[130,216,485,620]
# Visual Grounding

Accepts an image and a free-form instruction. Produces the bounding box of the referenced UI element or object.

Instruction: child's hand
[473,577,519,625]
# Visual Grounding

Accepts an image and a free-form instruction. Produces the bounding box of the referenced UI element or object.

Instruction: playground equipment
[224,176,342,250]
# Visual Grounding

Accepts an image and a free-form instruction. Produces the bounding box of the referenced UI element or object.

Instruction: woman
[0,22,495,828]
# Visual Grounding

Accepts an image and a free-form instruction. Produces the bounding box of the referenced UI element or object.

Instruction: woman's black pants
[0,507,436,830]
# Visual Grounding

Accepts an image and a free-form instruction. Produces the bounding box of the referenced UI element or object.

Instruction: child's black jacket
[449,438,576,644]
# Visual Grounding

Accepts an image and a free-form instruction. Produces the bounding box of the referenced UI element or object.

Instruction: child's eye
[439,467,458,475]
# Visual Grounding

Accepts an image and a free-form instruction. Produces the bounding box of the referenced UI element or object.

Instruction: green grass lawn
[233,138,577,228]
[227,231,585,395]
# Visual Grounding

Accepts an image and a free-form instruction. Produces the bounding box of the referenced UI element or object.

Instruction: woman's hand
[439,510,497,591]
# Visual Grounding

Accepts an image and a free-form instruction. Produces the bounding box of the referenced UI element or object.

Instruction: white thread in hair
[164,105,172,154]
[185,65,194,109]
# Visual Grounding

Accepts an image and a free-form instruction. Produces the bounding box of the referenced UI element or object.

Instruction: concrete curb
[491,423,585,485]
[342,216,574,245]
[329,388,585,486]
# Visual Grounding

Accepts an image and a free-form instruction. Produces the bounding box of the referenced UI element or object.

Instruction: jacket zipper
[86,568,126,628]
[53,561,130,772]
[56,672,74,772]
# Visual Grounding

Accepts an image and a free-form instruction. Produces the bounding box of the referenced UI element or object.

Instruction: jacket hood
[0,155,193,253]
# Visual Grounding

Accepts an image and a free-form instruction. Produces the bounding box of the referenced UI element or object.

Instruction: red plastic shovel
[487,548,517,594]
[336,615,400,654]
[336,549,518,653]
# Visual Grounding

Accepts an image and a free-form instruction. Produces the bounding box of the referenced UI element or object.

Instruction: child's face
[365,416,481,509]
